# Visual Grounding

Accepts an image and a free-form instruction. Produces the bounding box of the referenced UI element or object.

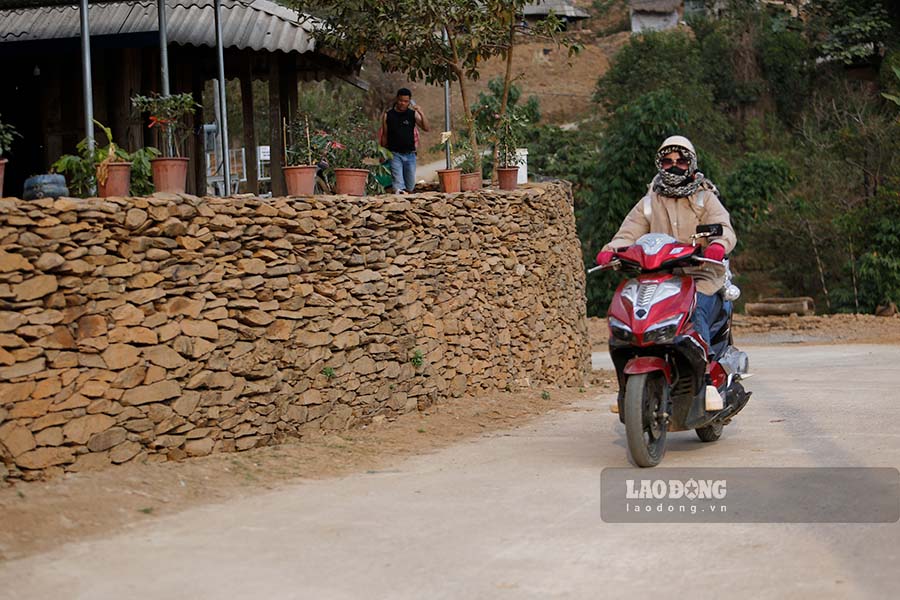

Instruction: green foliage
[286,114,333,167]
[321,366,336,380]
[325,110,392,175]
[843,190,900,310]
[757,27,814,124]
[721,153,793,239]
[804,0,892,65]
[128,147,160,196]
[410,348,424,368]
[472,78,540,141]
[883,63,900,111]
[594,29,730,143]
[131,92,199,158]
[51,120,158,197]
[0,114,20,158]
[492,112,524,168]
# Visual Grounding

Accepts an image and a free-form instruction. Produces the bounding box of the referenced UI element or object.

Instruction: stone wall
[0,183,589,481]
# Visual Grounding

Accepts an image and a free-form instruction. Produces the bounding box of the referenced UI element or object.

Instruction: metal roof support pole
[79,0,94,155]
[214,0,232,195]
[443,28,451,170]
[158,0,170,95]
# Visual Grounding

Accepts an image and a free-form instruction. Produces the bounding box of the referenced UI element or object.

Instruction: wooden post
[268,55,285,197]
[110,48,144,152]
[284,54,298,127]
[174,50,199,195]
[241,56,258,195]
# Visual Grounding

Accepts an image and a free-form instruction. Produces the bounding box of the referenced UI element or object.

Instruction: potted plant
[454,134,482,191]
[131,92,198,194]
[284,114,329,196]
[435,131,462,193]
[493,112,522,191]
[52,120,159,198]
[327,114,391,196]
[0,114,21,197]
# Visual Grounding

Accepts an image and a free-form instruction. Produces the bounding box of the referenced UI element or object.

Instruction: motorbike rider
[595,135,736,350]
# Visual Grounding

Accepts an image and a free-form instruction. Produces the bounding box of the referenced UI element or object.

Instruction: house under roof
[0,0,319,56]
[0,0,356,197]
[629,0,681,33]
[523,0,591,21]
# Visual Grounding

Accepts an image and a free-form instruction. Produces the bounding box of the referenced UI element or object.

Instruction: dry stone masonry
[0,183,589,481]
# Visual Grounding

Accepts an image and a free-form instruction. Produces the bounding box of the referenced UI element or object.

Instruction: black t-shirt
[385,107,416,153]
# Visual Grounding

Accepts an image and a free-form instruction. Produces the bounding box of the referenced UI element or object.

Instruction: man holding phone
[380,88,428,194]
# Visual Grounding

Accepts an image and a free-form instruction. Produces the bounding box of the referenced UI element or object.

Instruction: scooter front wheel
[623,372,668,467]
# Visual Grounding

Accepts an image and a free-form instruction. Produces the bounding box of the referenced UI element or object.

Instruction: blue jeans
[390,152,417,192]
[693,292,723,348]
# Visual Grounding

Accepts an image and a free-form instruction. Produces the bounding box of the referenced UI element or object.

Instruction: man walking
[380,88,428,194]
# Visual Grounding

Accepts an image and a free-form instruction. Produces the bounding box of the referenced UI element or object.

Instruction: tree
[803,0,892,65]
[291,1,543,173]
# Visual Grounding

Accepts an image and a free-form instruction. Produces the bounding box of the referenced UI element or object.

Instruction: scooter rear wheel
[624,372,668,467]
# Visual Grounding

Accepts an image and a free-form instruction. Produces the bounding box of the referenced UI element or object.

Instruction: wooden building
[0,0,360,196]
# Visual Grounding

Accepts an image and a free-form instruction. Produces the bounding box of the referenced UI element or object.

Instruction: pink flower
[329,141,346,150]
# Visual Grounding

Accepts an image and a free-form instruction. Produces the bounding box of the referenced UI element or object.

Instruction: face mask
[665,165,688,177]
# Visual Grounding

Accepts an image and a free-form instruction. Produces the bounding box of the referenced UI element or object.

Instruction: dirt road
[3,344,900,599]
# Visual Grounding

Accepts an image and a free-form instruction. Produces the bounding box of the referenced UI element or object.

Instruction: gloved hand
[596,250,615,266]
[703,243,726,262]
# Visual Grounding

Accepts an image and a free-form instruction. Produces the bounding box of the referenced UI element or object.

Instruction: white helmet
[658,135,696,156]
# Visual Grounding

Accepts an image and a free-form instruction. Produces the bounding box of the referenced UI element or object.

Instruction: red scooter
[590,225,752,467]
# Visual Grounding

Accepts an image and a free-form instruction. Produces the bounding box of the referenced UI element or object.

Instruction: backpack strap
[642,195,652,221]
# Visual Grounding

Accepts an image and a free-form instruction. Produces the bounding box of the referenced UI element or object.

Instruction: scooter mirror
[696,223,723,237]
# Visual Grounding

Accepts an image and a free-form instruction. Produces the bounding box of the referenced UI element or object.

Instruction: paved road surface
[3,345,899,599]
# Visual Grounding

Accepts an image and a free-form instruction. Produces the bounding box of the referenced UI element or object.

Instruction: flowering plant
[131,92,199,158]
[327,113,390,170]
[286,114,333,167]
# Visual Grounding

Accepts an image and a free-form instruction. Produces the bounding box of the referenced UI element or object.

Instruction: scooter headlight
[642,314,684,344]
[608,316,634,343]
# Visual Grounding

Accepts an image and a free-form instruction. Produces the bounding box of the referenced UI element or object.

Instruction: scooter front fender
[624,356,672,384]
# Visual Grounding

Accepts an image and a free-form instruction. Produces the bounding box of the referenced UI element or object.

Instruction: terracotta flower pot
[0,158,6,197]
[437,168,462,193]
[460,172,482,191]
[497,166,519,190]
[151,157,189,194]
[97,162,132,197]
[334,168,368,196]
[283,165,318,196]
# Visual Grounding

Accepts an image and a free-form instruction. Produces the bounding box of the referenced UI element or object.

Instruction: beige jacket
[602,189,737,296]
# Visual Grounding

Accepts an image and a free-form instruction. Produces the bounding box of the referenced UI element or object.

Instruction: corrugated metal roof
[0,0,319,55]
[523,0,590,19]
[630,0,681,13]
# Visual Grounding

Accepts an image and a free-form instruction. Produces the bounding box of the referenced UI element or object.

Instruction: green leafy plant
[883,65,900,111]
[286,114,332,167]
[131,92,199,158]
[410,348,424,368]
[541,391,551,400]
[321,366,336,380]
[52,120,159,197]
[493,112,522,169]
[322,111,392,194]
[0,114,21,158]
